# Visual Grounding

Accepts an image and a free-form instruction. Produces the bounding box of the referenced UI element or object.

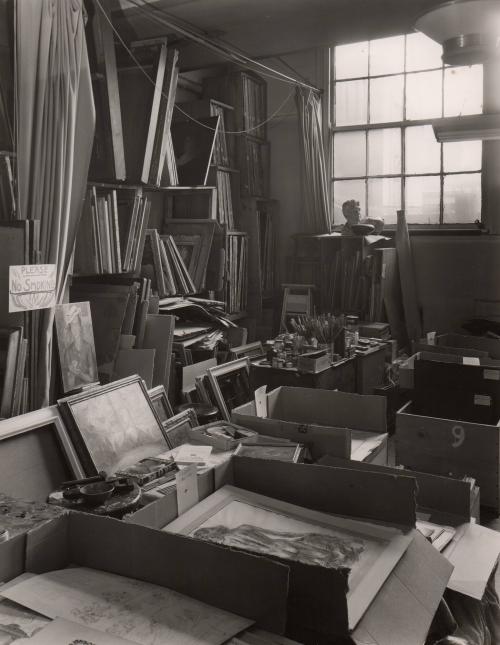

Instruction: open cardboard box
[0,510,290,634]
[400,350,500,390]
[315,456,500,601]
[437,332,500,360]
[231,387,388,465]
[126,455,452,645]
[396,401,500,513]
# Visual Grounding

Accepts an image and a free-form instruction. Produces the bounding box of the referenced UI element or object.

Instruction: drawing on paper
[194,524,365,569]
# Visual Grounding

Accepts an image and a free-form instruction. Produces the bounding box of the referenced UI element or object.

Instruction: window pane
[405,125,441,174]
[369,35,405,75]
[333,179,366,222]
[370,75,404,123]
[406,33,443,72]
[406,70,443,119]
[335,79,368,126]
[443,141,482,172]
[405,176,441,224]
[335,41,369,80]
[367,177,401,223]
[444,65,483,116]
[368,128,401,175]
[443,173,481,222]
[334,131,366,178]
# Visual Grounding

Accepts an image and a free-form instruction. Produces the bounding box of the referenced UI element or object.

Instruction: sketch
[165,485,413,629]
[2,567,252,645]
[54,302,98,393]
[59,377,169,475]
[18,617,136,644]
[194,524,365,569]
[234,444,302,463]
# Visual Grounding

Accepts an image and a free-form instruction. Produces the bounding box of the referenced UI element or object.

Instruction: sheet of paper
[175,444,213,465]
[176,464,199,515]
[254,386,267,418]
[350,431,386,462]
[0,596,49,642]
[2,567,253,645]
[463,356,480,366]
[444,523,500,599]
[15,617,138,644]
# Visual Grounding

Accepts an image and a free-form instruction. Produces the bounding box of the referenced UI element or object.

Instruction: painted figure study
[193,524,365,569]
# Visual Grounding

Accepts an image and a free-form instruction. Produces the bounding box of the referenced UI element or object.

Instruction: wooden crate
[396,400,500,512]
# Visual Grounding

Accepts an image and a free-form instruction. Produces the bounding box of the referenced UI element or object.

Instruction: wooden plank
[395,210,422,343]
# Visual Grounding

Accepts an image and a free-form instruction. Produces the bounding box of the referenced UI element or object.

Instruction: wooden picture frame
[162,220,217,292]
[230,341,265,361]
[165,485,413,630]
[0,405,85,498]
[234,443,303,463]
[148,385,174,423]
[58,375,170,476]
[163,408,198,449]
[207,358,251,421]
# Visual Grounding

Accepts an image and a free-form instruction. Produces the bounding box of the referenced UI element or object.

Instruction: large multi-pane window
[331,33,483,225]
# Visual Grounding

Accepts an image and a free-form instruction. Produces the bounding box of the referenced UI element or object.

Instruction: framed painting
[148,385,174,423]
[163,408,198,449]
[58,375,171,476]
[207,358,251,421]
[230,341,265,361]
[0,405,85,499]
[165,485,413,630]
[234,443,303,463]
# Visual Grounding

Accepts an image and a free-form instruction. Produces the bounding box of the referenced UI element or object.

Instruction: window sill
[380,224,484,236]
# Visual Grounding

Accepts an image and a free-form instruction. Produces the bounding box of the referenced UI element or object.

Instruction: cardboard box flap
[412,341,489,359]
[353,530,453,645]
[317,456,472,525]
[0,534,25,583]
[438,333,500,359]
[62,513,290,633]
[444,522,500,599]
[25,513,71,575]
[284,561,349,643]
[231,457,417,529]
[231,402,351,461]
[272,388,387,433]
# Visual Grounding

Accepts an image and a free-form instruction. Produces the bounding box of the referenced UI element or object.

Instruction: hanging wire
[117,0,320,92]
[94,0,297,135]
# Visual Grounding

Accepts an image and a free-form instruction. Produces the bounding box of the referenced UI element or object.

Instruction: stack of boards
[74,186,150,276]
[0,327,28,418]
[142,230,196,298]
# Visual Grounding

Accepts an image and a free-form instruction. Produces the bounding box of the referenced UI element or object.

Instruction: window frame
[329,36,484,228]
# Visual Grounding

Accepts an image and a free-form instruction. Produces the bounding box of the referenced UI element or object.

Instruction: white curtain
[15,0,95,406]
[295,87,332,233]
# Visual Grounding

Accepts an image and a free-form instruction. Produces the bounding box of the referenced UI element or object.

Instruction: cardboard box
[412,340,490,359]
[316,455,480,525]
[437,333,500,359]
[399,350,498,390]
[315,457,500,602]
[127,456,452,645]
[1,511,289,634]
[396,400,500,512]
[232,387,388,464]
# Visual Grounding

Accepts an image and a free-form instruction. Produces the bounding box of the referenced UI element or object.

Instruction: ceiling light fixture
[415,0,500,66]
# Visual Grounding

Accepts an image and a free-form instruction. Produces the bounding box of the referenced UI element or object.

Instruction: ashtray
[80,482,115,506]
